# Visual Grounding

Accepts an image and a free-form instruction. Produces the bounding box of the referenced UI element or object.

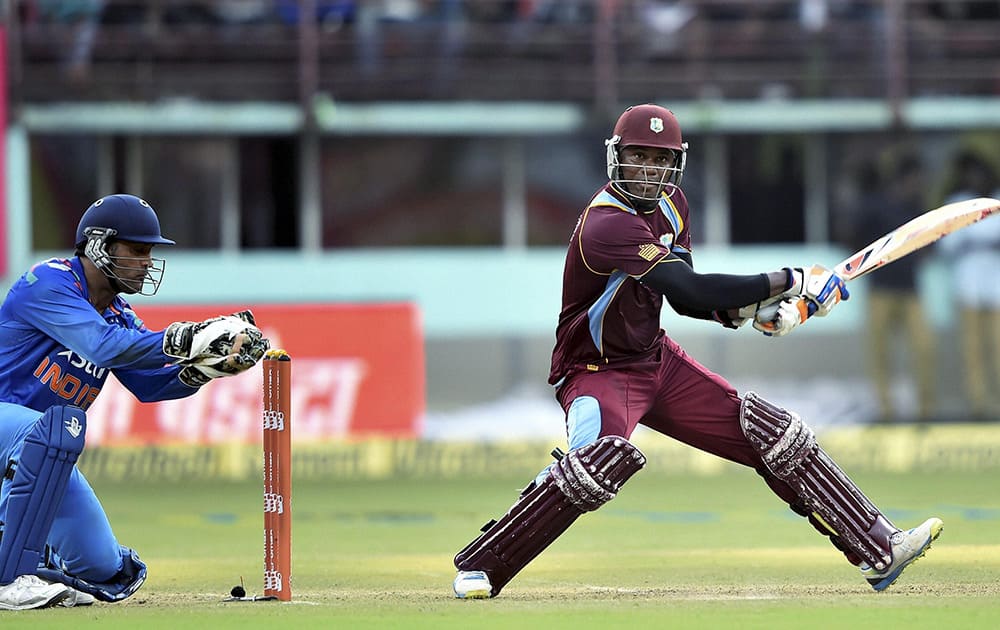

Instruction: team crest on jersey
[650,117,664,133]
[659,233,674,249]
[638,243,661,261]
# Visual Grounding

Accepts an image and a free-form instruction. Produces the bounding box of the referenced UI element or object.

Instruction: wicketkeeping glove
[177,365,212,388]
[164,309,270,379]
[176,349,265,387]
[779,265,850,317]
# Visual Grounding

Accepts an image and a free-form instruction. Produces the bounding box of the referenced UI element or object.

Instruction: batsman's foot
[453,570,492,599]
[0,575,70,610]
[861,517,943,592]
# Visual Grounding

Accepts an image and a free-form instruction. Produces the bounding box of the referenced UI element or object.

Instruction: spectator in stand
[275,0,356,29]
[211,1,274,26]
[354,1,464,95]
[926,2,1000,20]
[34,0,106,82]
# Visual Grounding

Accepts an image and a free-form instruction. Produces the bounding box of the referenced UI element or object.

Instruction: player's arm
[639,253,784,312]
[115,311,268,398]
[661,251,707,319]
[17,263,266,382]
[656,252,787,328]
[648,253,848,331]
[585,206,846,325]
[659,251,763,326]
[12,263,174,369]
[113,365,202,401]
[582,206,778,311]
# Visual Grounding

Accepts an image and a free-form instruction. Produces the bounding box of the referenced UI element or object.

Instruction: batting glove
[714,295,784,329]
[780,265,850,317]
[753,298,810,337]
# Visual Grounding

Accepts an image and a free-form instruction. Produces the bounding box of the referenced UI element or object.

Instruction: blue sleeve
[11,261,172,370]
[114,365,200,402]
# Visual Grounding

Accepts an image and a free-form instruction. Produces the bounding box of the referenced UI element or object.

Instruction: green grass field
[3,469,999,629]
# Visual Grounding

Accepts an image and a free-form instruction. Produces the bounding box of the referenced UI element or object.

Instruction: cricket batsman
[0,194,269,610]
[452,104,943,599]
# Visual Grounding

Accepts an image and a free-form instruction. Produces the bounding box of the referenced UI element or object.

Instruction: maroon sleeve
[578,206,670,277]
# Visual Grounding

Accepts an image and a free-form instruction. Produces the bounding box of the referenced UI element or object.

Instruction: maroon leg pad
[789,499,864,565]
[741,392,898,570]
[454,436,645,596]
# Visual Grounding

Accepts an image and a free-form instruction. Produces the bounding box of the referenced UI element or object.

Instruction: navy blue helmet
[75,194,175,247]
[76,195,174,296]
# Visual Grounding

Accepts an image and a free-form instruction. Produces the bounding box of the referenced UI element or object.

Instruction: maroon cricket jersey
[549,184,692,385]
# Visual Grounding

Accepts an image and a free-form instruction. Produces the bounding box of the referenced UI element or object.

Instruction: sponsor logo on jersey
[57,349,108,378]
[650,117,664,133]
[32,351,105,409]
[638,243,661,261]
[659,233,674,249]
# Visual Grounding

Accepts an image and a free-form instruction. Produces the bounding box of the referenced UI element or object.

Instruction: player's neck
[80,256,116,311]
[87,283,116,312]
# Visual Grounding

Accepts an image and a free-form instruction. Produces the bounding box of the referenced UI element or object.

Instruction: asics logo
[65,416,83,438]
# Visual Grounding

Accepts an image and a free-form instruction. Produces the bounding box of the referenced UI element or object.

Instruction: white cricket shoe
[861,517,944,592]
[0,575,70,610]
[453,570,492,599]
[57,587,96,607]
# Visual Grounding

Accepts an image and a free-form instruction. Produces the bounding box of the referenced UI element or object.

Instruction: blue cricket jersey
[0,256,197,413]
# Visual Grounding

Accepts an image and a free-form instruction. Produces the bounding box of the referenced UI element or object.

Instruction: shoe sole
[869,519,944,592]
[58,593,97,607]
[42,590,73,609]
[455,588,491,599]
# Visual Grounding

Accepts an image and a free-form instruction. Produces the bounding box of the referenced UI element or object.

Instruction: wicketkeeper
[452,104,943,599]
[0,195,269,610]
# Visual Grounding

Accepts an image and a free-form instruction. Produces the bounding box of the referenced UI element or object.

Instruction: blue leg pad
[0,406,87,584]
[37,545,146,602]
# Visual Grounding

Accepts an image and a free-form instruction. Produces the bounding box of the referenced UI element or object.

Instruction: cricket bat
[755,197,1000,323]
[835,196,1000,281]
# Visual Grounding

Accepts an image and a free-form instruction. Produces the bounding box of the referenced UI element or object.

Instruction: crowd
[17,1,1000,97]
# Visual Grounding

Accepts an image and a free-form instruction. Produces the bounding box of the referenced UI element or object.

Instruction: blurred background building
[3,0,1000,436]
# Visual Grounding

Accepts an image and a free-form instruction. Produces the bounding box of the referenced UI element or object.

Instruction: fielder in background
[0,194,269,610]
[452,104,943,599]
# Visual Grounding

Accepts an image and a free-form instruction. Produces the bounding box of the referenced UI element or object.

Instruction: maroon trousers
[555,335,803,516]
